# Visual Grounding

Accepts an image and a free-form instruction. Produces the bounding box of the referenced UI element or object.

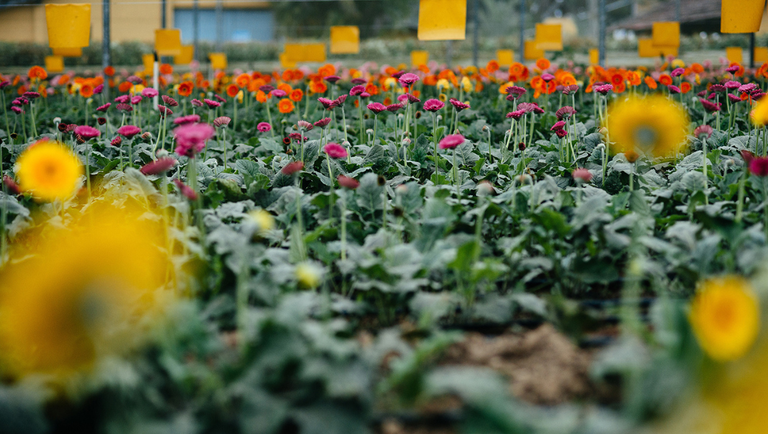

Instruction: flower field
[3,56,768,433]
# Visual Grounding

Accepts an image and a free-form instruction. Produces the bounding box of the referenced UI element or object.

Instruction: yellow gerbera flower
[0,204,174,380]
[16,140,83,202]
[295,262,323,289]
[605,95,689,160]
[689,276,760,362]
[751,95,768,126]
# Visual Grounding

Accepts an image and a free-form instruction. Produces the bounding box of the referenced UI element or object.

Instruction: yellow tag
[280,53,297,69]
[497,50,514,67]
[155,29,182,57]
[755,47,768,64]
[330,26,360,54]
[652,22,680,48]
[589,48,600,65]
[174,45,194,65]
[53,47,82,57]
[209,53,227,70]
[45,4,91,48]
[45,55,64,73]
[524,40,545,60]
[142,54,155,74]
[726,47,744,65]
[722,0,766,33]
[303,44,326,62]
[284,44,304,62]
[418,0,467,41]
[411,51,429,68]
[638,39,677,58]
[535,24,563,51]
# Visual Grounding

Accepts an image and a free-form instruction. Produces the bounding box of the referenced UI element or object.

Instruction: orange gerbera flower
[118,81,132,93]
[178,81,194,97]
[104,66,115,77]
[310,81,328,94]
[626,71,641,86]
[277,83,292,93]
[659,74,673,86]
[226,84,239,98]
[28,66,47,80]
[80,84,94,98]
[691,63,704,74]
[681,82,692,94]
[611,73,625,86]
[159,64,173,75]
[278,98,294,114]
[235,73,250,88]
[290,89,303,102]
[281,70,293,82]
[17,85,27,96]
[486,60,500,73]
[58,74,70,86]
[614,81,626,94]
[645,76,658,89]
[536,58,550,71]
[559,73,577,87]
[364,83,378,96]
[292,69,305,81]
[318,64,336,78]
[256,90,268,103]
[530,76,544,90]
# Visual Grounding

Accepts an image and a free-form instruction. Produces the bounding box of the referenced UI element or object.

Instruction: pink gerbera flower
[140,157,177,175]
[141,87,159,98]
[439,134,464,150]
[324,143,348,159]
[257,122,272,132]
[281,161,304,175]
[337,175,360,189]
[174,179,198,200]
[74,125,100,139]
[423,99,445,112]
[117,125,142,139]
[174,115,201,125]
[367,103,387,114]
[174,122,215,157]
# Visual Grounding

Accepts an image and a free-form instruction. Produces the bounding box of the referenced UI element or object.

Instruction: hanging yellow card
[639,39,678,58]
[45,55,64,73]
[45,4,91,48]
[722,0,766,33]
[726,47,744,65]
[155,29,182,57]
[590,48,600,65]
[53,47,82,57]
[497,50,514,67]
[535,24,563,51]
[524,40,545,60]
[209,53,227,70]
[652,22,680,48]
[330,26,360,54]
[755,47,768,64]
[418,0,467,41]
[303,44,327,62]
[174,45,194,65]
[142,53,155,74]
[280,53,297,69]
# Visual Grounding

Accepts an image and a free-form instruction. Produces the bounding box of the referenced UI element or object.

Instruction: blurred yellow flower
[751,95,768,126]
[248,209,274,236]
[16,140,83,202]
[436,79,450,91]
[0,204,174,380]
[461,76,472,93]
[689,276,760,362]
[605,95,689,160]
[296,262,323,289]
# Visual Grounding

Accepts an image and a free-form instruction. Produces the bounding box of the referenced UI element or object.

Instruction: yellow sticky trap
[535,24,563,51]
[330,26,360,54]
[45,55,64,73]
[174,45,194,65]
[755,47,768,64]
[638,39,677,58]
[722,0,766,33]
[411,51,429,68]
[303,44,326,62]
[497,50,514,67]
[142,54,155,74]
[726,47,744,65]
[524,40,545,60]
[284,44,304,62]
[209,53,227,70]
[652,22,680,48]
[53,47,82,57]
[155,29,182,57]
[589,48,599,65]
[280,53,297,69]
[418,0,467,41]
[45,4,91,48]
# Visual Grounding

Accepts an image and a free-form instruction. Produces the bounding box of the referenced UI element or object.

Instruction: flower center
[634,126,658,151]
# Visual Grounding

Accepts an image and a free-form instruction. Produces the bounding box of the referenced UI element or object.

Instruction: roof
[609,0,722,32]
[0,0,42,6]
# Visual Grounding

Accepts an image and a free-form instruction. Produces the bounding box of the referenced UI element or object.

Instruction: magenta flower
[556,106,576,120]
[111,137,122,147]
[204,99,220,109]
[423,99,445,112]
[298,120,313,131]
[386,103,404,113]
[281,161,304,175]
[710,84,726,93]
[439,134,464,150]
[449,98,470,111]
[257,122,272,132]
[367,102,387,114]
[3,175,20,195]
[350,85,366,96]
[726,65,741,74]
[671,68,685,78]
[114,95,130,103]
[324,75,341,84]
[314,118,331,128]
[74,125,100,139]
[351,78,367,85]
[117,103,133,112]
[130,95,143,105]
[259,85,275,94]
[337,175,359,189]
[594,84,614,95]
[191,99,204,107]
[162,95,179,107]
[398,73,420,88]
[550,121,566,131]
[572,168,593,183]
[324,143,348,159]
[117,125,142,139]
[214,116,231,128]
[318,97,336,110]
[542,73,555,82]
[174,123,215,157]
[140,157,177,175]
[158,105,173,117]
[555,129,568,138]
[750,157,768,177]
[23,91,40,99]
[506,110,525,120]
[518,102,544,114]
[335,95,348,106]
[127,75,143,84]
[668,85,681,94]
[10,107,23,114]
[141,88,158,98]
[174,179,198,200]
[739,83,758,94]
[214,95,226,103]
[694,125,713,139]
[96,103,111,112]
[174,114,201,125]
[506,86,527,97]
[699,99,721,113]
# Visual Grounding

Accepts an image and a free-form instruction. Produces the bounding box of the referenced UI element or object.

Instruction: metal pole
[675,0,681,22]
[102,0,111,98]
[599,0,606,67]
[216,0,223,52]
[751,33,757,69]
[519,0,525,63]
[472,0,479,67]
[161,0,166,28]
[193,0,199,62]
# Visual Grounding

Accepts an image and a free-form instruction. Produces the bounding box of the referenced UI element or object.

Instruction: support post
[161,0,167,28]
[751,32,757,69]
[599,0,606,67]
[472,0,479,67]
[519,0,525,63]
[215,0,223,52]
[675,0,681,22]
[102,0,111,99]
[193,0,199,62]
